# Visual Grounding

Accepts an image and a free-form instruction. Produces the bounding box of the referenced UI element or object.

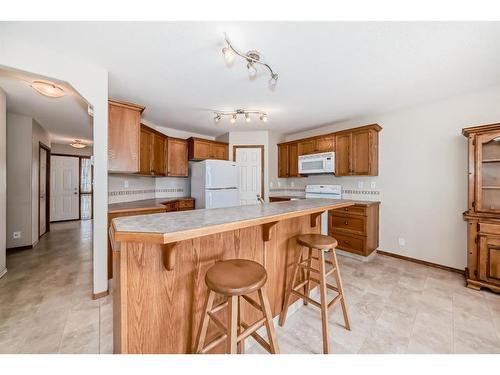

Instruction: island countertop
[111,198,355,244]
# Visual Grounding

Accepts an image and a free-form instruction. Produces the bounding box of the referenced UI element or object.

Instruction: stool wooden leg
[303,246,313,305]
[227,296,239,354]
[194,290,215,353]
[318,249,330,354]
[258,288,280,354]
[279,245,303,327]
[330,248,351,331]
[237,296,245,354]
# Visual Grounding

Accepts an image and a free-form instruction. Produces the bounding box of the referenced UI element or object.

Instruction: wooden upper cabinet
[278,144,289,177]
[335,133,351,176]
[108,99,145,173]
[335,125,381,176]
[298,135,334,155]
[288,143,300,177]
[167,137,188,177]
[139,126,153,174]
[152,133,166,176]
[188,138,229,161]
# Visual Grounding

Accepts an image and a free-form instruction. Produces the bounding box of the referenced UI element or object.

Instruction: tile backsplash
[108,174,190,204]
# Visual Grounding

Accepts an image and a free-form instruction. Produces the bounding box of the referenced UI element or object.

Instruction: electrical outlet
[371,181,377,189]
[290,181,295,187]
[398,237,406,246]
[357,181,364,189]
[124,180,129,188]
[13,231,21,239]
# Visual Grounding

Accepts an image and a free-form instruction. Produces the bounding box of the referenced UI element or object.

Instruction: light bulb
[222,46,234,64]
[260,114,268,123]
[269,73,278,90]
[247,63,257,78]
[245,113,251,123]
[230,114,237,124]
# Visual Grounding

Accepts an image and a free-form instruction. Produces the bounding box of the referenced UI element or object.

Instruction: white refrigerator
[190,160,240,209]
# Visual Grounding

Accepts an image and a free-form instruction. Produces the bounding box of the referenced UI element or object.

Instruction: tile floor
[0,220,499,354]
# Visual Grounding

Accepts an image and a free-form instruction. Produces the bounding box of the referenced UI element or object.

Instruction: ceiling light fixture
[69,140,87,149]
[214,109,268,124]
[31,80,65,98]
[222,33,278,89]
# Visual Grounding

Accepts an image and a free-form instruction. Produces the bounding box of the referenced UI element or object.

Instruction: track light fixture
[214,109,268,124]
[222,33,279,89]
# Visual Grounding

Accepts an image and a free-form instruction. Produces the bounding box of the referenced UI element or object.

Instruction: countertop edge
[112,201,355,245]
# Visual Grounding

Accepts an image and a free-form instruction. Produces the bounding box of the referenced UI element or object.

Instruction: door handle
[74,192,78,195]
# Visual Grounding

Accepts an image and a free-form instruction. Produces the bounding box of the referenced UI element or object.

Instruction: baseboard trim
[377,250,465,275]
[92,290,109,300]
[6,244,33,252]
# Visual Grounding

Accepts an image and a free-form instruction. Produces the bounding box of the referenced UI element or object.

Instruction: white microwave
[298,152,335,174]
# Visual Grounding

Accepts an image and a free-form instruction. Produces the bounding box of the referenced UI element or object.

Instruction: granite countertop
[111,198,355,244]
[108,197,194,214]
[269,195,306,200]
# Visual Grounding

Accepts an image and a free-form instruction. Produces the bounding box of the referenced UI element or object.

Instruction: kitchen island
[109,198,354,354]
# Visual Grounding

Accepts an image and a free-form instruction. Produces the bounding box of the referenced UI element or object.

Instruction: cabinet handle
[344,208,349,211]
[344,221,348,225]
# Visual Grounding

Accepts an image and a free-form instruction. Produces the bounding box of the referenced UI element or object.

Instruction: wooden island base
[112,215,323,354]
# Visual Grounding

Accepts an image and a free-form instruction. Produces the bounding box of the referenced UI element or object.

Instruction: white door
[51,155,79,221]
[39,147,48,236]
[235,147,262,205]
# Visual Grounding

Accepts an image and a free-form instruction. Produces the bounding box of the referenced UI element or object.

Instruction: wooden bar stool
[194,259,280,354]
[279,234,351,354]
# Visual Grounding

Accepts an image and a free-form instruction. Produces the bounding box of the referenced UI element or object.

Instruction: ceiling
[0,69,92,144]
[1,22,500,137]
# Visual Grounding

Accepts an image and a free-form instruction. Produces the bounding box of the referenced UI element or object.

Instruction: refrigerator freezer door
[205,160,239,189]
[205,188,240,209]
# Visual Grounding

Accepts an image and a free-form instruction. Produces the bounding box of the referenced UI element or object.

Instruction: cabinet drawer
[163,202,178,212]
[479,223,500,235]
[330,215,366,235]
[331,232,366,255]
[331,205,366,216]
[178,199,194,210]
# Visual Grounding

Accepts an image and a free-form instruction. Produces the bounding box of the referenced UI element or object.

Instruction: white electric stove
[305,184,342,234]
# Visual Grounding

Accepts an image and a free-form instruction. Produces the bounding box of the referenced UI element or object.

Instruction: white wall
[0,37,109,295]
[0,88,6,278]
[51,143,93,157]
[281,86,500,270]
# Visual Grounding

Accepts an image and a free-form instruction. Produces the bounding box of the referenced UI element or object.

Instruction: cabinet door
[139,127,153,174]
[479,235,500,283]
[298,140,316,155]
[108,103,140,173]
[212,143,228,160]
[288,143,300,177]
[167,138,188,177]
[476,132,500,213]
[152,133,166,176]
[315,136,334,153]
[278,144,289,177]
[351,130,371,175]
[193,139,213,160]
[335,133,351,176]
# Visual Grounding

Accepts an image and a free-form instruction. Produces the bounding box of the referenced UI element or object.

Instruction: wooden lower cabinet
[329,202,380,257]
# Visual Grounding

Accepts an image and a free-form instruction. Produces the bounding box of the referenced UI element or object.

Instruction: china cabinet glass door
[476,132,500,212]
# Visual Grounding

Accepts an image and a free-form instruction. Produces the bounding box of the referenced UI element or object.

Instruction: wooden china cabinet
[463,123,500,293]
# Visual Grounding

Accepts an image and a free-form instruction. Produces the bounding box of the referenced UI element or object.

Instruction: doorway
[50,155,80,222]
[234,145,265,205]
[38,143,50,238]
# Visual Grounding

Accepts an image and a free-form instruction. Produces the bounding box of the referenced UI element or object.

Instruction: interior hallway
[0,219,499,354]
[0,221,111,353]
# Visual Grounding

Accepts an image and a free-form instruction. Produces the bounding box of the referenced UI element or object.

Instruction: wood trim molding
[377,250,465,275]
[462,122,500,136]
[278,124,382,146]
[108,98,145,113]
[233,145,265,200]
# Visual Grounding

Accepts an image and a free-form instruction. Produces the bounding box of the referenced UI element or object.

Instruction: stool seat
[205,259,267,296]
[297,234,338,250]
